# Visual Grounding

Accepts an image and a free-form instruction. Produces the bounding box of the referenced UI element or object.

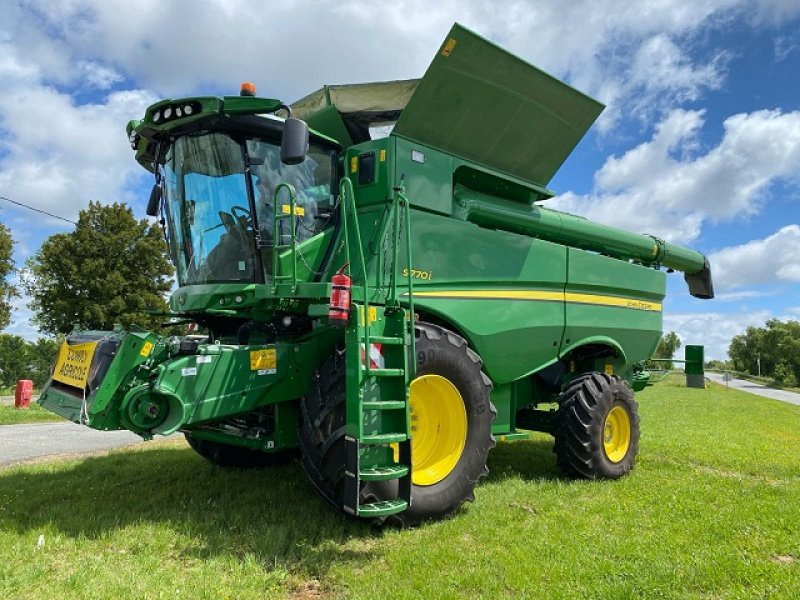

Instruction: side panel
[563,248,665,375]
[401,211,567,385]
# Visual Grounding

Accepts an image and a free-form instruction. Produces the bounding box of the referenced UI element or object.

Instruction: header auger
[39,24,713,525]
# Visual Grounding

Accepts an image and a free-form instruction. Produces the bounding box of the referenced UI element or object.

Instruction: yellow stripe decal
[408,290,661,312]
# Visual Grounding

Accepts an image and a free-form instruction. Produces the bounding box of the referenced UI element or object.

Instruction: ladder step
[358,499,408,517]
[368,335,405,345]
[365,368,405,377]
[360,464,410,481]
[361,433,407,445]
[362,400,406,410]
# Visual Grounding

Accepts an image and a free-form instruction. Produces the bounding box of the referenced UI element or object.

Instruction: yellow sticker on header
[140,341,154,357]
[52,341,99,389]
[604,364,614,375]
[350,156,358,173]
[250,348,277,373]
[379,149,386,162]
[441,38,457,57]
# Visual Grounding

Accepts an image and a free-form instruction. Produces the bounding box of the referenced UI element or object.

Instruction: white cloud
[664,310,773,360]
[665,301,800,360]
[3,0,788,126]
[0,42,156,223]
[714,289,775,302]
[709,225,800,290]
[551,109,800,244]
[0,0,777,241]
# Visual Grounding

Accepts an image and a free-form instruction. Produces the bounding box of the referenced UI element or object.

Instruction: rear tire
[184,434,296,468]
[297,323,496,525]
[553,372,640,479]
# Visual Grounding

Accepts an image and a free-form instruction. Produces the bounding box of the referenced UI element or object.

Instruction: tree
[0,334,30,388]
[0,334,60,389]
[27,337,59,388]
[0,223,19,329]
[24,202,173,335]
[645,331,681,370]
[647,331,681,370]
[729,319,800,386]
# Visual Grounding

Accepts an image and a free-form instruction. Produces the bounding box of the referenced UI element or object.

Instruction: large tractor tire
[184,434,296,468]
[297,322,496,525]
[553,372,640,479]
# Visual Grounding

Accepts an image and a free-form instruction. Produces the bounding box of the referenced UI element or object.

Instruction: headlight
[163,107,173,119]
[184,103,194,116]
[152,110,161,123]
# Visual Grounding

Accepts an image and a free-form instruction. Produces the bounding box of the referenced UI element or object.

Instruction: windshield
[163,132,337,286]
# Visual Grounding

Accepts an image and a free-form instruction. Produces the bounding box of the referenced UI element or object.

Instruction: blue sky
[1,0,799,359]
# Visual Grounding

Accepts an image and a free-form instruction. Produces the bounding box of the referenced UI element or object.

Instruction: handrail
[397,186,416,379]
[339,176,372,375]
[272,182,298,292]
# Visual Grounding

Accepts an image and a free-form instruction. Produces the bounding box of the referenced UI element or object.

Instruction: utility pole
[757,354,761,378]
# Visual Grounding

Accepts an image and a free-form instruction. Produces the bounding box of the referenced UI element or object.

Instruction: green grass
[0,402,64,425]
[1,378,799,599]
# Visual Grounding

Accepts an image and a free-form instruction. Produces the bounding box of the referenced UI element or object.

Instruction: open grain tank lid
[293,24,604,188]
[393,23,604,187]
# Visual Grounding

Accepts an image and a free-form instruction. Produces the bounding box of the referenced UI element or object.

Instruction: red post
[14,380,33,409]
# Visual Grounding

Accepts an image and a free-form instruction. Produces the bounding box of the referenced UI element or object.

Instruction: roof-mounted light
[240,82,256,96]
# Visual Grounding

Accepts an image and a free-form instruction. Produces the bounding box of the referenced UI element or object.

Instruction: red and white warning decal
[360,343,385,369]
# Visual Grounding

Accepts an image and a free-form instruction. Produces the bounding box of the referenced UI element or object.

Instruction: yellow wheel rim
[408,374,467,486]
[603,405,632,463]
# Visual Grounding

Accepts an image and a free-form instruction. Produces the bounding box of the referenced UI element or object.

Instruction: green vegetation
[729,319,800,387]
[23,202,173,335]
[0,223,17,329]
[1,378,798,599]
[0,402,63,425]
[646,330,681,370]
[0,334,58,388]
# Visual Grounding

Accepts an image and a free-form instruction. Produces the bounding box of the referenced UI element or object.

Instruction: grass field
[1,378,799,599]
[0,402,63,425]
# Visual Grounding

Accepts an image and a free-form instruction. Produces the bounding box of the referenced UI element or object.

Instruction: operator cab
[157,116,339,286]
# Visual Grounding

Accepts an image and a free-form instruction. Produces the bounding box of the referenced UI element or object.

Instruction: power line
[0,195,77,225]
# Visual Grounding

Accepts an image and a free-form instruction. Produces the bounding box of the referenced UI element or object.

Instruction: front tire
[553,372,640,479]
[297,322,496,525]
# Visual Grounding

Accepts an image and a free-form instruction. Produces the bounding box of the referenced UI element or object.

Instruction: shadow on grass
[0,445,376,579]
[485,438,561,483]
[0,437,561,576]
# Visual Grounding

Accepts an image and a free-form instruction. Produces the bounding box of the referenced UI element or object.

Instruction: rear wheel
[553,372,640,479]
[184,434,296,468]
[297,323,496,525]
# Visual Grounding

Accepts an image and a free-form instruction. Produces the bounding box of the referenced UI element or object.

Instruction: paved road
[706,372,800,406]
[0,421,156,467]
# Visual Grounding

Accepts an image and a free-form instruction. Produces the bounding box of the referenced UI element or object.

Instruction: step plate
[358,499,408,517]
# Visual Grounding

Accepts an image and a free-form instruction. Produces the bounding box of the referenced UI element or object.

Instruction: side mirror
[146,183,161,217]
[281,117,309,165]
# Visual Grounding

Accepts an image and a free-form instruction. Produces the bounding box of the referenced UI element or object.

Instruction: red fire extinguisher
[329,265,351,327]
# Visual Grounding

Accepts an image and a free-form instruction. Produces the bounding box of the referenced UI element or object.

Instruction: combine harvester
[40,25,713,525]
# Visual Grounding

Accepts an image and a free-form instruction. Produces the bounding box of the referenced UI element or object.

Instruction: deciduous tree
[647,331,682,369]
[0,223,18,330]
[24,202,173,335]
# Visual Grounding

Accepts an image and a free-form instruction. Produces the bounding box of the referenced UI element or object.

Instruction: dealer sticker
[53,341,99,389]
[181,367,197,376]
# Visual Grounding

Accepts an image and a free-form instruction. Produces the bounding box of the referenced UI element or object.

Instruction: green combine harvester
[40,24,713,525]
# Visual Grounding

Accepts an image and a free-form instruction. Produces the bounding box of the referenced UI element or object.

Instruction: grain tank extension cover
[393,24,605,187]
